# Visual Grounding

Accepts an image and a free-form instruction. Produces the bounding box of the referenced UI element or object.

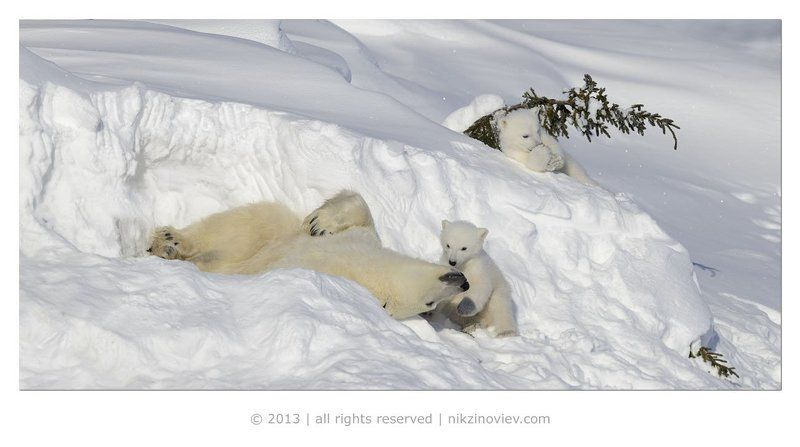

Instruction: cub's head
[496,108,542,161]
[440,220,488,269]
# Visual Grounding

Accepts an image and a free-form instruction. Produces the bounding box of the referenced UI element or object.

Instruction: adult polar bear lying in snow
[147,191,470,319]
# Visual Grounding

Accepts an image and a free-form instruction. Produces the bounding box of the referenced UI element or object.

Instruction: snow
[442,94,505,132]
[19,20,780,389]
[146,20,297,54]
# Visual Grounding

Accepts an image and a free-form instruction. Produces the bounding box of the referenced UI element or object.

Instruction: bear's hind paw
[301,191,375,237]
[148,226,189,260]
[302,214,333,237]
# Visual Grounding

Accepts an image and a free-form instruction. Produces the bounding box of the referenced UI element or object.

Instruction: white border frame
[6,1,794,444]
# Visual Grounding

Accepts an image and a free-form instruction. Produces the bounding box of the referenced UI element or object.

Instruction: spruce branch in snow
[464,74,680,150]
[463,113,501,150]
[690,346,740,379]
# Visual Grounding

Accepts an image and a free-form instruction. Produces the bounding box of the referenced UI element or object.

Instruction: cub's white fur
[435,220,518,337]
[148,191,469,319]
[497,108,596,185]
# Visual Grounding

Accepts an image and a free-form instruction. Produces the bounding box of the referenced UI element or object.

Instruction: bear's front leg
[545,152,565,172]
[540,131,566,172]
[525,145,553,172]
[454,268,493,318]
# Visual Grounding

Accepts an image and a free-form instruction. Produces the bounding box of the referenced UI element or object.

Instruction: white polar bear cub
[435,220,518,337]
[497,108,596,185]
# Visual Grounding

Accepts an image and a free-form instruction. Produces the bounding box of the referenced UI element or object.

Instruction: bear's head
[381,262,470,319]
[440,220,488,269]
[496,108,543,164]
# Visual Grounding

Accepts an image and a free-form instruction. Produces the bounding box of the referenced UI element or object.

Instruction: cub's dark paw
[457,297,477,317]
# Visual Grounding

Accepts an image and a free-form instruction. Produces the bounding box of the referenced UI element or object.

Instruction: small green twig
[690,346,740,379]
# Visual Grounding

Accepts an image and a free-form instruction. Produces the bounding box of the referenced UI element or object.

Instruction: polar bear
[147,191,470,319]
[497,108,596,185]
[433,220,517,337]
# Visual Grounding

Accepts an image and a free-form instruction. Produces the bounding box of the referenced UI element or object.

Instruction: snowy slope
[319,20,782,312]
[19,20,780,389]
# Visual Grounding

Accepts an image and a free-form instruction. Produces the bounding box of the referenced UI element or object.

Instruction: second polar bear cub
[435,220,518,337]
[497,108,596,185]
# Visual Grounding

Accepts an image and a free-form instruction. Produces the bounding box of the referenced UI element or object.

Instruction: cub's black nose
[449,260,456,266]
[460,279,470,291]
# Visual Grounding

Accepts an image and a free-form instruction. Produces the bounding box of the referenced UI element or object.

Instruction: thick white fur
[435,220,518,337]
[148,191,469,319]
[497,108,596,185]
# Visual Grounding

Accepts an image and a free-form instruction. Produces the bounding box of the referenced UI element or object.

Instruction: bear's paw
[457,297,478,317]
[148,226,189,260]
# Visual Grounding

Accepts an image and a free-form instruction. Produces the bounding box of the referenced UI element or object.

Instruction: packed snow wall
[19,42,726,389]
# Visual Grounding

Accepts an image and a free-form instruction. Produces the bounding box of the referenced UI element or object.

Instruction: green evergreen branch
[463,74,680,150]
[690,346,740,379]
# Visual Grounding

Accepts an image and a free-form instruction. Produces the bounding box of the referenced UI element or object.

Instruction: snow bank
[20,50,725,390]
[146,20,297,54]
[331,20,781,315]
[21,257,509,389]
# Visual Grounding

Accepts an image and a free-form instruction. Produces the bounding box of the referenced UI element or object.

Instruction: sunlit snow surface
[19,20,780,389]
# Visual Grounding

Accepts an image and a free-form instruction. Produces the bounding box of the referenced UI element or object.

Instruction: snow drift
[19,20,778,389]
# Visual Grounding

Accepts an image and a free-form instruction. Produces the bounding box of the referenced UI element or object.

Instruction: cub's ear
[478,228,489,241]
[441,220,450,230]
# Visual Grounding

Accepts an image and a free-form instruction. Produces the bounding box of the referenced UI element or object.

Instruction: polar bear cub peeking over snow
[497,108,596,185]
[434,220,518,337]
